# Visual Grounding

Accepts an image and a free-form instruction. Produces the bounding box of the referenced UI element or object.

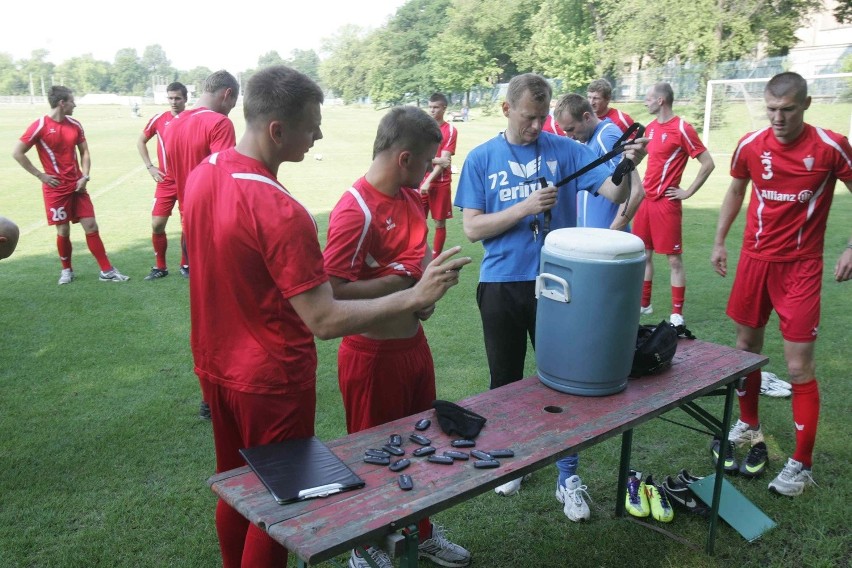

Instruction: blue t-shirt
[455,131,612,282]
[577,119,626,230]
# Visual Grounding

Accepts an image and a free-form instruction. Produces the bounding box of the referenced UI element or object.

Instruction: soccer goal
[702,73,852,150]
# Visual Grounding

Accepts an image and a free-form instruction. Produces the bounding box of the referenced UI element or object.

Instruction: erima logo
[760,151,773,180]
[795,422,805,431]
[499,179,541,203]
[803,155,814,171]
[508,157,540,179]
[384,217,395,231]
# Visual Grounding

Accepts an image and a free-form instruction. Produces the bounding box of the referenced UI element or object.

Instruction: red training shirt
[642,116,707,200]
[184,148,328,395]
[730,124,852,261]
[20,115,85,194]
[324,177,428,282]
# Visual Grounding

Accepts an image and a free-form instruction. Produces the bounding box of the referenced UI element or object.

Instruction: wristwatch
[81,175,90,181]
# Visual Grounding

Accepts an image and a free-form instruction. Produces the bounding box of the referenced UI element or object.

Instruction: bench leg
[399,524,419,568]
[706,381,736,555]
[615,428,633,517]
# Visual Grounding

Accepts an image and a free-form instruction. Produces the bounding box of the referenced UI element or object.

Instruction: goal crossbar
[702,73,852,147]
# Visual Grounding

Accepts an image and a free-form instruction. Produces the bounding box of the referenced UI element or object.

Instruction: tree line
[2,0,843,105]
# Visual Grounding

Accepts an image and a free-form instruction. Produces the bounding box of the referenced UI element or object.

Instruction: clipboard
[240,436,365,505]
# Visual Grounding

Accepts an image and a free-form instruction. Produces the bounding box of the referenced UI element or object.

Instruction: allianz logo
[760,189,814,203]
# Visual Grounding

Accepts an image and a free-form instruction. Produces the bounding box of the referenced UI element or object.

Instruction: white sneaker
[728,419,765,448]
[555,475,591,522]
[349,546,392,568]
[418,523,471,567]
[494,474,531,496]
[640,304,653,315]
[760,372,792,397]
[58,268,74,285]
[768,458,816,497]
[99,267,130,282]
[669,313,684,326]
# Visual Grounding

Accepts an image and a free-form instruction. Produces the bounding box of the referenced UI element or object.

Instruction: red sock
[641,280,652,308]
[180,232,188,267]
[737,370,761,427]
[791,379,820,468]
[671,286,685,315]
[152,233,168,270]
[418,518,432,542]
[433,227,447,256]
[56,235,73,269]
[85,231,112,271]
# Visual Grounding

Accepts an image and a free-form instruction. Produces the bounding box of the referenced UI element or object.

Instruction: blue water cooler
[535,228,645,396]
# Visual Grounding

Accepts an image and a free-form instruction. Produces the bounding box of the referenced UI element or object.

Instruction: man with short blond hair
[711,71,852,496]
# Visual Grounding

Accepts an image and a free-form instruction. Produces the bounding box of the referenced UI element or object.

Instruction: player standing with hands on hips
[12,86,129,284]
[137,81,188,280]
[711,72,852,496]
[634,82,715,326]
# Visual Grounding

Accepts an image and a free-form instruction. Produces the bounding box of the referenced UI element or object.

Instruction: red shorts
[152,181,179,217]
[726,255,822,343]
[42,188,96,225]
[421,181,454,221]
[632,197,682,254]
[338,326,436,434]
[199,377,316,473]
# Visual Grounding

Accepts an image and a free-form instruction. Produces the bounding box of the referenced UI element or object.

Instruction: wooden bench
[208,339,767,566]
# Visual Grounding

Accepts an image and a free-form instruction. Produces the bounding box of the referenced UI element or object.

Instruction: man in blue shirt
[454,73,647,515]
[554,93,644,230]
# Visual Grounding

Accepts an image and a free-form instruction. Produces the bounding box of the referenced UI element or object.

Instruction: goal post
[702,73,852,149]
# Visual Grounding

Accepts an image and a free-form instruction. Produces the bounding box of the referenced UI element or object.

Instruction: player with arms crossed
[711,72,852,496]
[325,106,471,568]
[420,92,458,256]
[12,86,129,284]
[183,65,470,568]
[137,81,188,280]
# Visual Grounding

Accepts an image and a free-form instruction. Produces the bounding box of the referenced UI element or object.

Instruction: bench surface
[208,339,766,565]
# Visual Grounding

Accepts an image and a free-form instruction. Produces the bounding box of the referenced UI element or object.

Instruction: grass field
[0,101,850,568]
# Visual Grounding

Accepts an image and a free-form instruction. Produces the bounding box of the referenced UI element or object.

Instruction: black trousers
[476,281,537,390]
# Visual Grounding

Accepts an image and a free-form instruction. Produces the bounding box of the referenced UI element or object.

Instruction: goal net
[702,73,852,151]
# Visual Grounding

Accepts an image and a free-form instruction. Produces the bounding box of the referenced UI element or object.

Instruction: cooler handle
[535,272,571,303]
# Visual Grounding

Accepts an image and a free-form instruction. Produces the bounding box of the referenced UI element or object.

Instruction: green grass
[0,102,850,568]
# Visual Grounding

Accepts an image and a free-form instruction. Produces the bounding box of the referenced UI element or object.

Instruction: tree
[835,0,852,23]
[0,53,27,95]
[529,0,599,93]
[287,49,320,83]
[257,51,286,68]
[366,0,451,105]
[112,48,146,94]
[428,0,526,98]
[141,44,177,84]
[55,54,112,93]
[319,25,375,103]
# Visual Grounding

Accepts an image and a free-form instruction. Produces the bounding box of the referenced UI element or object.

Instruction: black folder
[240,436,365,505]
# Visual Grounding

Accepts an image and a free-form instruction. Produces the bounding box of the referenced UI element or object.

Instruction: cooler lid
[543,228,645,260]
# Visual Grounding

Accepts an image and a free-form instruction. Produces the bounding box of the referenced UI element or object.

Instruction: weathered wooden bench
[208,339,767,566]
